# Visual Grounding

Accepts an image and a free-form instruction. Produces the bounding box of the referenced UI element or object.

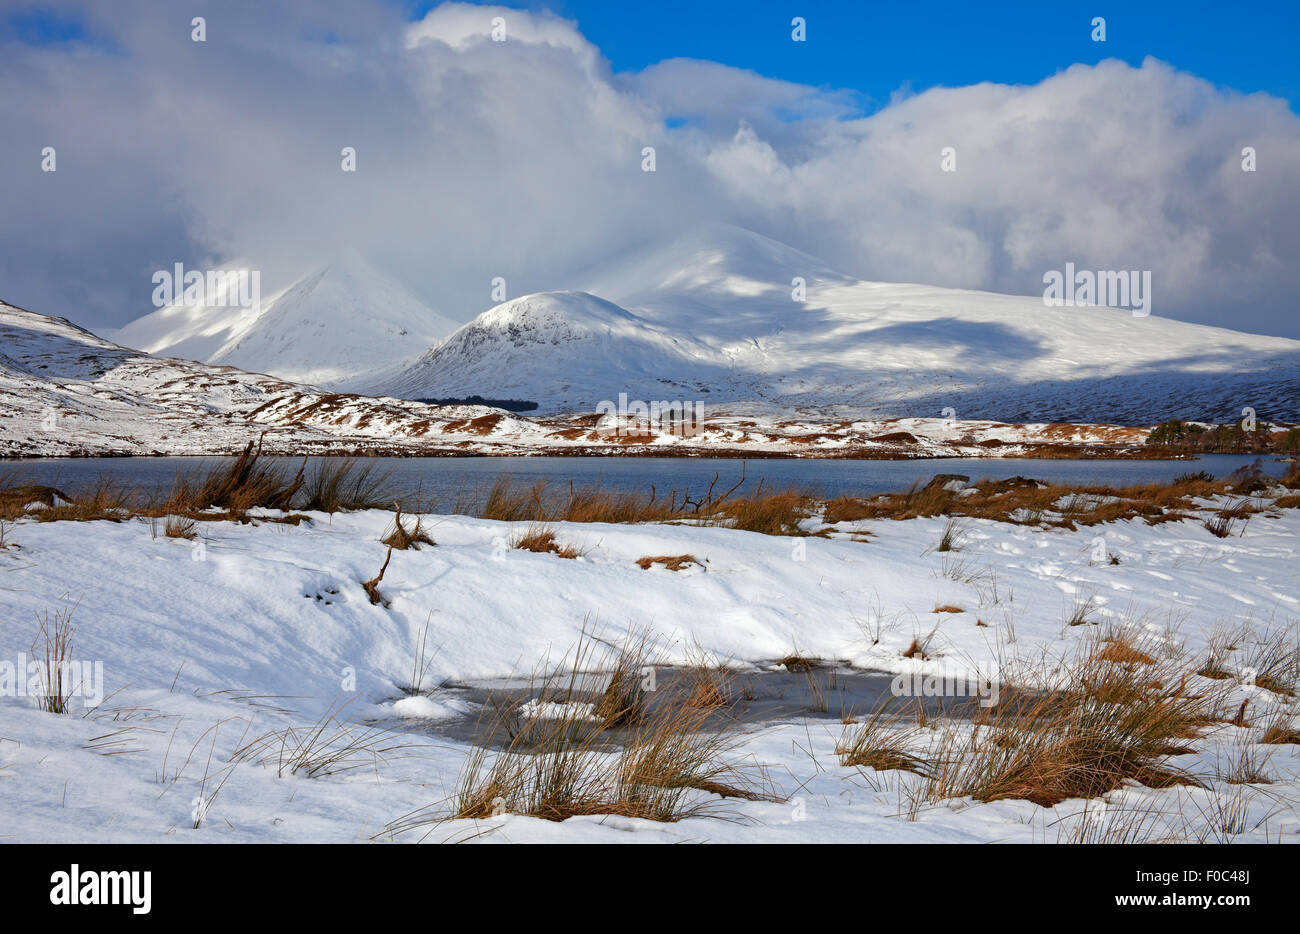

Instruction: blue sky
[12,0,1295,107]
[410,0,1299,111]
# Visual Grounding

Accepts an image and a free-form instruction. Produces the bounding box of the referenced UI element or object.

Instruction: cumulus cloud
[1,1,1297,338]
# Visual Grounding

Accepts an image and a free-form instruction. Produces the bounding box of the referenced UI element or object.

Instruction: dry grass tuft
[386,636,775,830]
[511,526,581,559]
[1065,591,1101,627]
[1096,636,1156,665]
[682,655,734,709]
[164,441,304,518]
[31,607,77,714]
[1217,740,1274,785]
[1260,714,1300,745]
[927,650,1218,807]
[232,697,413,778]
[13,479,132,523]
[592,634,658,729]
[712,489,812,536]
[300,457,391,514]
[635,554,700,571]
[838,637,1229,811]
[933,516,964,553]
[837,706,930,776]
[1196,622,1299,696]
[481,477,681,524]
[0,484,71,519]
[164,515,198,540]
[447,702,770,823]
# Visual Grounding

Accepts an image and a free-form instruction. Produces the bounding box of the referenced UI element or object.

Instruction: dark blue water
[2,454,1285,512]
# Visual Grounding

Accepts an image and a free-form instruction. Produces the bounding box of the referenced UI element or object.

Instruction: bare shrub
[382,503,434,550]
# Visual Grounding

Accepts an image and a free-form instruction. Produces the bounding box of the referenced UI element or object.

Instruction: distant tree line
[416,395,539,412]
[1146,420,1300,453]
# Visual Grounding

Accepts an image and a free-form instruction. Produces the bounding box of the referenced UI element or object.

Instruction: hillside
[380,225,1300,422]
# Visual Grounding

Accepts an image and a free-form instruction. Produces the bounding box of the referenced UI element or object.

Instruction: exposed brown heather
[635,554,701,571]
[510,526,582,559]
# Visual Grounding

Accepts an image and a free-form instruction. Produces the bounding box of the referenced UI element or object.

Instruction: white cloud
[1,2,1297,338]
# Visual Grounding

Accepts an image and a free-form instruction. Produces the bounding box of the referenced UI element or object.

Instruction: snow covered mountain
[378,290,747,406]
[0,300,555,456]
[112,252,459,390]
[0,298,1165,458]
[379,224,1300,422]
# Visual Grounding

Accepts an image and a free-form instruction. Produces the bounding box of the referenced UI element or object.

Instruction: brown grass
[682,656,734,709]
[1065,591,1101,627]
[511,526,581,559]
[842,637,1229,810]
[592,633,658,729]
[0,484,69,518]
[713,489,812,536]
[1227,699,1251,728]
[923,655,1215,807]
[1196,622,1299,697]
[478,469,818,538]
[817,471,1253,530]
[165,441,304,518]
[933,605,964,614]
[387,638,775,829]
[822,495,875,525]
[1,444,322,526]
[449,701,769,822]
[0,448,400,536]
[1260,714,1300,745]
[481,477,681,524]
[635,554,700,571]
[1096,636,1156,665]
[2,478,131,523]
[837,706,930,775]
[164,515,198,540]
[299,457,391,514]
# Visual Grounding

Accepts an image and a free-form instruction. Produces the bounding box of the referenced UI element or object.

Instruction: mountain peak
[114,253,459,390]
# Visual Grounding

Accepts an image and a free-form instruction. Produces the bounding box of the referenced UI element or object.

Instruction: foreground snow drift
[0,504,1296,842]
